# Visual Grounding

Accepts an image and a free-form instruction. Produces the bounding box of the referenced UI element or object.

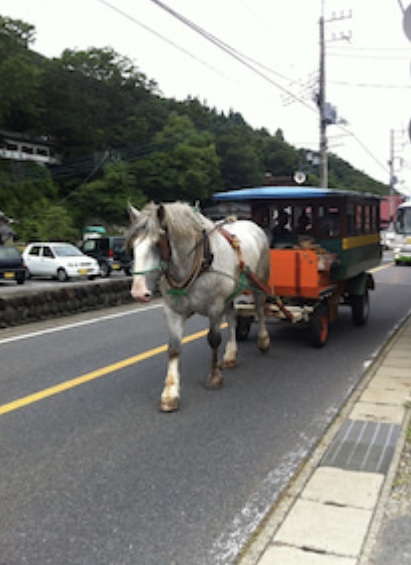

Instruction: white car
[23,242,100,282]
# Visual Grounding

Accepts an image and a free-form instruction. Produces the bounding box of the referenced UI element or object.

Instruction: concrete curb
[238,313,411,565]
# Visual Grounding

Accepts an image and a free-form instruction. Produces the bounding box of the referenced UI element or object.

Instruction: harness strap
[218,226,294,321]
[218,227,246,269]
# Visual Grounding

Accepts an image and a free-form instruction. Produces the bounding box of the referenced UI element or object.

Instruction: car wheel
[57,268,68,282]
[100,261,110,278]
[16,275,25,285]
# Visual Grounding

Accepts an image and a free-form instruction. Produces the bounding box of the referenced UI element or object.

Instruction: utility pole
[388,129,405,223]
[317,2,352,188]
[389,130,395,223]
[319,7,327,188]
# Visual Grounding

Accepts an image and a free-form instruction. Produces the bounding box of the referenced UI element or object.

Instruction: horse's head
[126,202,166,302]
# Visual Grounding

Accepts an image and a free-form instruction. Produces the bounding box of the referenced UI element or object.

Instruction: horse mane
[161,202,213,241]
[125,202,159,251]
[126,201,214,250]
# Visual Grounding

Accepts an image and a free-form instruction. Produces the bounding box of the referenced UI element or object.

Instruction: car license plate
[78,269,88,275]
[112,262,120,270]
[4,272,15,279]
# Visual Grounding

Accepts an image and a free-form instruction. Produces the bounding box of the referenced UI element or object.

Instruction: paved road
[0,253,409,565]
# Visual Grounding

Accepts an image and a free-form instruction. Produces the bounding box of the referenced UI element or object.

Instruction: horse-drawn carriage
[214,186,382,347]
[127,187,382,410]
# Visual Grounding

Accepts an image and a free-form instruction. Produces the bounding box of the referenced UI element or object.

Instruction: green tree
[40,47,162,157]
[0,16,43,131]
[216,130,262,188]
[69,160,146,227]
[256,129,299,180]
[20,201,78,242]
[132,113,222,202]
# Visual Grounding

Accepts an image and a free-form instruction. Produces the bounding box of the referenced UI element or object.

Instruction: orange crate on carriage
[268,248,336,299]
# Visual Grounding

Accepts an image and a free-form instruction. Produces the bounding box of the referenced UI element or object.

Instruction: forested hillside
[0,16,389,242]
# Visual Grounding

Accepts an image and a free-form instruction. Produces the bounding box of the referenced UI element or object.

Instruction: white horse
[127,201,270,412]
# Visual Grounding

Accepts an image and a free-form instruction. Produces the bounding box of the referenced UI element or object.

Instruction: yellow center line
[0,327,216,417]
[372,262,394,273]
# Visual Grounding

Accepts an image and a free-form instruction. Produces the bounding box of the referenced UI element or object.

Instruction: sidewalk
[238,313,411,565]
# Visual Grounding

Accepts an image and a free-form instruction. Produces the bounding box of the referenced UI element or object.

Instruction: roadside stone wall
[0,279,134,328]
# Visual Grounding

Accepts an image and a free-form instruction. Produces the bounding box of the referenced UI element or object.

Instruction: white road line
[0,303,162,345]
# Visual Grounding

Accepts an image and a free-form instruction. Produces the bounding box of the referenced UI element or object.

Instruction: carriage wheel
[236,316,252,341]
[310,303,329,348]
[351,290,369,326]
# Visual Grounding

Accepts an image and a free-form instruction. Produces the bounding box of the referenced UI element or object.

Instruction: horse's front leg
[206,317,224,390]
[161,306,184,412]
[222,301,237,368]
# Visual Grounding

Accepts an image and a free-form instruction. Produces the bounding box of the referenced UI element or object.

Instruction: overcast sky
[2,0,411,191]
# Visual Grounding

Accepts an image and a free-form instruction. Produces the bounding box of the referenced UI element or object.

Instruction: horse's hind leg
[206,318,224,390]
[254,291,270,352]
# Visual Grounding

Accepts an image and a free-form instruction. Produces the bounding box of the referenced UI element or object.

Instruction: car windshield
[0,246,20,259]
[53,244,83,257]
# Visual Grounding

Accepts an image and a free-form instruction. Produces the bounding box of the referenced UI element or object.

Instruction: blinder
[158,229,171,261]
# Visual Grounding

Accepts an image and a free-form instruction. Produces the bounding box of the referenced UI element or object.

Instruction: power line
[330,80,411,89]
[148,0,313,111]
[95,0,229,82]
[99,0,389,180]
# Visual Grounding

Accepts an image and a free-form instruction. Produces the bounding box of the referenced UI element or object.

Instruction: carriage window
[270,206,292,245]
[355,205,363,233]
[370,204,378,232]
[364,206,371,233]
[251,205,270,232]
[318,206,340,237]
[293,206,312,235]
[346,203,355,236]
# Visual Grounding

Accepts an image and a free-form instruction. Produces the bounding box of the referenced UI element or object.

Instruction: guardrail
[0,279,134,328]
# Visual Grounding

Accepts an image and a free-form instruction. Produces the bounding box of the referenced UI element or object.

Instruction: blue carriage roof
[213,186,380,202]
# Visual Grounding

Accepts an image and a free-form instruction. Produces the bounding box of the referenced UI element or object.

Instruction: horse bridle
[161,229,214,291]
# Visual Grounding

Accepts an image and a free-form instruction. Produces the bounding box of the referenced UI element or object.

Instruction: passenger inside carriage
[270,209,291,246]
[296,210,311,234]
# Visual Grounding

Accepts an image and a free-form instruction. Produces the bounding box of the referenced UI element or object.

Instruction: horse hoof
[258,335,270,353]
[159,397,180,412]
[206,370,223,390]
[222,358,236,369]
